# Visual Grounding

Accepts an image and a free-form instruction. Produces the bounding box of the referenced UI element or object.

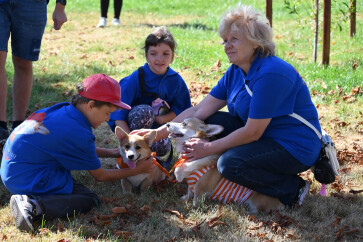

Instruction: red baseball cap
[78,74,131,110]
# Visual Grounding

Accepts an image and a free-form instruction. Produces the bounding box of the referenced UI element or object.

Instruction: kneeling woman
[136,4,322,207]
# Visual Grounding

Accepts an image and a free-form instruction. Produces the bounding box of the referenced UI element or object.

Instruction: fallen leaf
[99,214,118,219]
[57,223,64,232]
[112,206,127,214]
[163,209,184,219]
[140,205,151,213]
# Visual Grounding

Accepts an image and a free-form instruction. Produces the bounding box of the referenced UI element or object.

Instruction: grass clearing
[1,0,362,241]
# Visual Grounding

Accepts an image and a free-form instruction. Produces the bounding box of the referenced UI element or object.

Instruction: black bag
[312,148,337,184]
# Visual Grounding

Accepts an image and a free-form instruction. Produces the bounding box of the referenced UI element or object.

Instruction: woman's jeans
[205,112,310,205]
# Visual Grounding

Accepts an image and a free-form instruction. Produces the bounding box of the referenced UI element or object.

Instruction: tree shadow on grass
[138,22,214,31]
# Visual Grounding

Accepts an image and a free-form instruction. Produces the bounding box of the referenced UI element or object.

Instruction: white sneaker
[297,180,310,205]
[97,17,107,28]
[112,18,121,26]
[10,195,36,232]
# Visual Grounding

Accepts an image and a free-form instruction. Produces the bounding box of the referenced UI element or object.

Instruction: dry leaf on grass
[140,205,151,213]
[163,209,184,219]
[112,206,127,214]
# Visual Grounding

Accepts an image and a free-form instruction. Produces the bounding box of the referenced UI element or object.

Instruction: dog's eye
[135,145,141,150]
[125,145,130,149]
[181,122,186,127]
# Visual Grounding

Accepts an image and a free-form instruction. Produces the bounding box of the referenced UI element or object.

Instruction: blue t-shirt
[210,54,322,166]
[1,103,101,195]
[108,63,192,131]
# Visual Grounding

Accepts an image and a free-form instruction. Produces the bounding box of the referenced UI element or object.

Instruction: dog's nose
[128,155,134,159]
[166,123,170,127]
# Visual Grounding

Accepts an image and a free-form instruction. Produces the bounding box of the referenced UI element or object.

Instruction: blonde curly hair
[218,4,275,57]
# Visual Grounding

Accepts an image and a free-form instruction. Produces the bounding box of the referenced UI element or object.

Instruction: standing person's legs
[114,0,122,19]
[11,56,33,128]
[10,0,47,130]
[0,52,9,139]
[97,0,109,27]
[217,139,311,205]
[100,0,109,18]
[0,2,12,139]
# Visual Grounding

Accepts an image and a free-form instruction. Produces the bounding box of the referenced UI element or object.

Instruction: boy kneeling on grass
[0,74,155,233]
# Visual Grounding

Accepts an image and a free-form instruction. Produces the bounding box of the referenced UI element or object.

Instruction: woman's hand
[182,138,212,161]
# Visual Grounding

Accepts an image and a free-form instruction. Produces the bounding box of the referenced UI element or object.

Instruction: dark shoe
[297,179,310,206]
[10,195,36,232]
[0,126,9,141]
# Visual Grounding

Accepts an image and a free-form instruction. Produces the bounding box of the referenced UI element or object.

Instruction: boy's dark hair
[144,26,176,55]
[71,82,115,107]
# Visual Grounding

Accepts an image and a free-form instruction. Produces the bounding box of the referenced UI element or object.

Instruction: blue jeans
[0,0,47,61]
[205,112,311,205]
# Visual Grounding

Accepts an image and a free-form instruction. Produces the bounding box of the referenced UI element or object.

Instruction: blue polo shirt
[210,54,322,166]
[1,102,101,195]
[108,63,192,131]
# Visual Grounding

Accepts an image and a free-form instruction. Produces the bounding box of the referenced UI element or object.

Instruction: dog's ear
[143,131,157,147]
[115,126,128,141]
[204,124,224,137]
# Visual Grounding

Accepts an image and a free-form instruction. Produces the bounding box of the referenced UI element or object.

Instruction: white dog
[167,118,284,213]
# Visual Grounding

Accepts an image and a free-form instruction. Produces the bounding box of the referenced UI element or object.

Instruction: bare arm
[183,118,271,161]
[52,3,67,30]
[153,94,227,141]
[88,156,155,181]
[154,111,176,125]
[96,147,120,158]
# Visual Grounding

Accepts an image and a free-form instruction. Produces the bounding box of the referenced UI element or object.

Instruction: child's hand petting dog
[134,156,155,174]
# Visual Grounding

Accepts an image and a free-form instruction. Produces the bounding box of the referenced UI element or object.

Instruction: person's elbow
[88,168,108,182]
[245,128,264,142]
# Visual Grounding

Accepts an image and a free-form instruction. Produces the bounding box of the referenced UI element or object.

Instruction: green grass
[1,0,362,241]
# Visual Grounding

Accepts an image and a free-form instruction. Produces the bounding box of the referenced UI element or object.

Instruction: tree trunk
[314,0,319,63]
[322,0,331,66]
[350,0,356,37]
[266,0,273,27]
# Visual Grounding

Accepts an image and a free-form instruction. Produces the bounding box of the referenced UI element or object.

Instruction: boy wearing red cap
[0,74,155,232]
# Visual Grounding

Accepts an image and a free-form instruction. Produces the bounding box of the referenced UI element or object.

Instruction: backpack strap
[138,67,159,100]
[243,80,323,141]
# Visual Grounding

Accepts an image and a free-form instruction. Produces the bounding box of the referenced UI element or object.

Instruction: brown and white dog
[167,118,284,213]
[115,126,166,193]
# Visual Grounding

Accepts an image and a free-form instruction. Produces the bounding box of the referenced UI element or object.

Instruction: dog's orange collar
[116,152,170,178]
[170,157,188,173]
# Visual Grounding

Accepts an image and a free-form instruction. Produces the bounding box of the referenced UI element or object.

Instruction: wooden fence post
[322,0,331,65]
[350,0,356,37]
[266,0,273,27]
